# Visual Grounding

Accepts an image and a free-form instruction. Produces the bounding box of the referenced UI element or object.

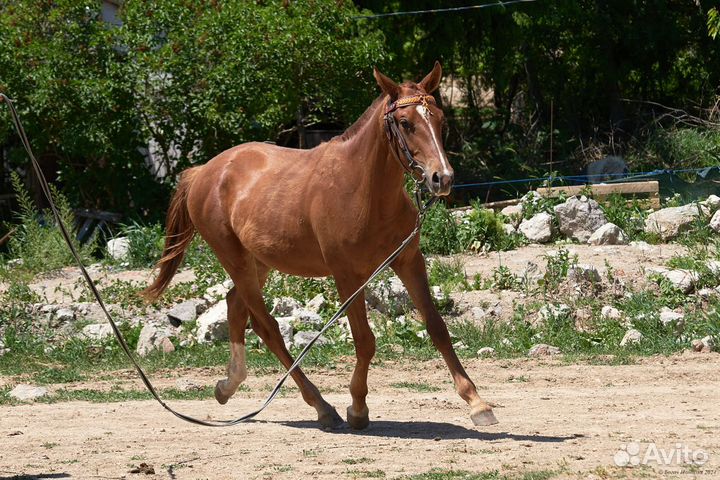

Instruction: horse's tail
[142,167,202,302]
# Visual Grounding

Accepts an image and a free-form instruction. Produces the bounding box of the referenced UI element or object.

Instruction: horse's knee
[354,333,376,361]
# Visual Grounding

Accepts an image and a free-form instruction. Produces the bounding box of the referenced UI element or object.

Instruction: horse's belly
[240,226,332,278]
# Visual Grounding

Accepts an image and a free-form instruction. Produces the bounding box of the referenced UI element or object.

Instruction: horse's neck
[338,106,406,208]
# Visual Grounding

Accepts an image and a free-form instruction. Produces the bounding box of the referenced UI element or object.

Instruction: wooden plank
[535,181,659,198]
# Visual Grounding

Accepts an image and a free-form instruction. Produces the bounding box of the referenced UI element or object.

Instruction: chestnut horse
[143,63,497,429]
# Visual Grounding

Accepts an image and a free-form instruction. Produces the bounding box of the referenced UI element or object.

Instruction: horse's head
[374,62,454,196]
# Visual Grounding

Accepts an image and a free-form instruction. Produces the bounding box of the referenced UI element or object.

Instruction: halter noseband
[383,94,436,179]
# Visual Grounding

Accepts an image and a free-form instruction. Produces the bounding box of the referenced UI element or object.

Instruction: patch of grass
[1,386,217,406]
[343,458,374,465]
[428,258,469,292]
[347,470,386,478]
[539,247,577,293]
[390,381,440,393]
[489,265,519,291]
[401,469,557,480]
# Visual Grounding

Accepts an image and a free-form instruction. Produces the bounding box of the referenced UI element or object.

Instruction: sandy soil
[1,353,718,480]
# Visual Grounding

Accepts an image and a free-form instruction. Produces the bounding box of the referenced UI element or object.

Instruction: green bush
[420,202,518,255]
[601,194,650,241]
[116,222,165,268]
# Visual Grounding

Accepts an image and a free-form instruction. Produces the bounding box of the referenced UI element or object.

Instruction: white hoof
[471,408,499,426]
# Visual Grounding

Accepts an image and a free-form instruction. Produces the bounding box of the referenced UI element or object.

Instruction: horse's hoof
[318,407,344,429]
[470,407,498,426]
[346,405,370,430]
[214,381,230,405]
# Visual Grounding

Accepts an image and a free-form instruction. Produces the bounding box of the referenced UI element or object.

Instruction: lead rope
[0,94,437,427]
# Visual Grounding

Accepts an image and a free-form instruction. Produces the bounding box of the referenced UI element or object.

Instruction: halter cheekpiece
[383,94,436,178]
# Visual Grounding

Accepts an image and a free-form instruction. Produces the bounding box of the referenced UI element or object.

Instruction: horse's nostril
[431,172,440,186]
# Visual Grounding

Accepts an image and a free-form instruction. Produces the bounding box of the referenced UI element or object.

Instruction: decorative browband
[385,94,436,115]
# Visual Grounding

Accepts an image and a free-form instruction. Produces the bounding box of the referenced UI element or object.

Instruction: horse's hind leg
[228,257,343,428]
[215,264,270,404]
[214,286,250,404]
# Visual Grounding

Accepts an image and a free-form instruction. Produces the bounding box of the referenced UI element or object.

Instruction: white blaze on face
[416,105,451,176]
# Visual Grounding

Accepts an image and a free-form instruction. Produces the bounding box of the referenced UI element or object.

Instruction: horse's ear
[419,61,442,93]
[373,66,399,99]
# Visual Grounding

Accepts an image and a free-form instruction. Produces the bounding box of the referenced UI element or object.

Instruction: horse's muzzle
[429,170,454,196]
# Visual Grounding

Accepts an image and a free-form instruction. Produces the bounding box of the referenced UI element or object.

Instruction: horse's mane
[338,94,385,142]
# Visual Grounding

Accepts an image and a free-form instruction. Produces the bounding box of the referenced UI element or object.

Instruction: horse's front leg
[392,245,498,426]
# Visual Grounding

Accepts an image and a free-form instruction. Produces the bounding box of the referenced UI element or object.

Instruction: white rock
[554,196,607,242]
[646,267,699,294]
[196,302,229,344]
[588,223,628,245]
[659,307,684,328]
[336,316,351,332]
[710,210,720,233]
[503,223,516,235]
[696,288,718,299]
[477,346,496,357]
[701,335,715,352]
[293,309,324,327]
[630,240,653,252]
[706,260,720,276]
[106,237,130,261]
[293,330,329,349]
[620,328,643,346]
[644,204,701,239]
[366,276,412,315]
[518,212,555,243]
[167,300,200,327]
[271,297,303,317]
[305,293,326,314]
[536,304,571,324]
[528,343,561,356]
[452,340,467,350]
[567,264,601,283]
[601,306,622,320]
[81,323,113,341]
[203,282,232,303]
[704,194,720,208]
[7,258,23,268]
[136,323,175,356]
[501,204,522,217]
[54,308,75,324]
[9,384,48,401]
[275,317,294,347]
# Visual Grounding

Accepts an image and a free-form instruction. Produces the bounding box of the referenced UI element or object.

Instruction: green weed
[390,381,440,393]
[428,258,469,292]
[2,172,95,275]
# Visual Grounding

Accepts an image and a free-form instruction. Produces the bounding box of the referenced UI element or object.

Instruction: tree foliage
[1,0,719,220]
[0,0,386,219]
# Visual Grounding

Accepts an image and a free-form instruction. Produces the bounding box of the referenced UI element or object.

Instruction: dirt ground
[1,353,718,480]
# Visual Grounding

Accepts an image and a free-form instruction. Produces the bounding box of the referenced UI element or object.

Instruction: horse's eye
[400,118,411,130]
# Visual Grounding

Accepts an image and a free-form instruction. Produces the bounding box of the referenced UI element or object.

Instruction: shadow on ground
[276,419,584,442]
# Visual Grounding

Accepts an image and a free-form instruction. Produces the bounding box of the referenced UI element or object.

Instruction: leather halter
[383,94,436,179]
